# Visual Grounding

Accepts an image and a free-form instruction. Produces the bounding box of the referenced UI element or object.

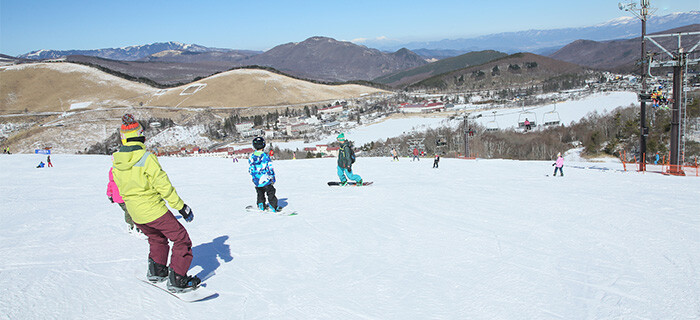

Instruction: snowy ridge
[1,154,698,318]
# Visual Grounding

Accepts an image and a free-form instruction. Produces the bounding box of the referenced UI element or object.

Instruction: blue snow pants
[337,166,361,183]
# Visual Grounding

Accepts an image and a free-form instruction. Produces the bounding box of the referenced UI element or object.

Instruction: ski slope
[1,154,699,319]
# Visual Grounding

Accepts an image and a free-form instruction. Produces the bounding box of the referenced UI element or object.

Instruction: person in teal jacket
[336,133,362,186]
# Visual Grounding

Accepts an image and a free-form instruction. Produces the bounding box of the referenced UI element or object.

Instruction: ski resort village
[1,2,700,319]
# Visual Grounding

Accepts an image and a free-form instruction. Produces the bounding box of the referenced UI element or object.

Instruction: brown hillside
[149,69,386,108]
[410,52,586,91]
[1,63,155,114]
[1,62,387,115]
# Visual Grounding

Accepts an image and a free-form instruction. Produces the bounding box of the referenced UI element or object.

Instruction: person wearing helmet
[336,133,362,186]
[111,114,200,292]
[248,136,280,211]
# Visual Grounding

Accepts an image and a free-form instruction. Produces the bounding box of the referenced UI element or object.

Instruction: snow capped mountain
[375,11,700,54]
[18,42,226,61]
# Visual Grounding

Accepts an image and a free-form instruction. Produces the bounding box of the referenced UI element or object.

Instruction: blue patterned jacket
[248,150,276,187]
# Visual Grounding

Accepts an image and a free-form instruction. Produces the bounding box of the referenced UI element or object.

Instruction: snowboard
[327,181,373,186]
[135,270,216,302]
[245,205,298,216]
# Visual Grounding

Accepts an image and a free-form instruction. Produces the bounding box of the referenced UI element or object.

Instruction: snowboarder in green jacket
[336,133,362,186]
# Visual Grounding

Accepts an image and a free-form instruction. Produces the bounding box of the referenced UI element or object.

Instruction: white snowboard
[245,205,298,216]
[135,269,216,302]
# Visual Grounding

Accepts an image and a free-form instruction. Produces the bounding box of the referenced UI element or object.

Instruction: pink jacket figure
[553,153,564,176]
[107,167,124,203]
[108,167,136,230]
[555,156,564,168]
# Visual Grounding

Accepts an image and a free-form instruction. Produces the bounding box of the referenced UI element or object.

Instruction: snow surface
[465,91,637,130]
[2,154,699,319]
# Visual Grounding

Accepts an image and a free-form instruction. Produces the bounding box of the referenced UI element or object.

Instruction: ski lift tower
[645,31,700,175]
[619,0,655,171]
[462,113,481,157]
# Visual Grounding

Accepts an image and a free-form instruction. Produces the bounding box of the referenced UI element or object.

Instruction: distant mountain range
[66,37,428,84]
[19,41,228,61]
[550,24,700,72]
[8,11,698,87]
[372,11,700,55]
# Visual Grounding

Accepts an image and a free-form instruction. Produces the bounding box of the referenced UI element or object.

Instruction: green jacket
[111,142,184,224]
[337,142,353,169]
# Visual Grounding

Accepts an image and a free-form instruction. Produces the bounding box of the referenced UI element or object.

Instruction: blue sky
[0,0,697,56]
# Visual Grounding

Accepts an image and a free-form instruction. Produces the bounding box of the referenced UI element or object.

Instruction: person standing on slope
[248,136,280,212]
[433,154,440,168]
[111,114,200,292]
[552,152,564,176]
[336,133,362,186]
[47,155,53,167]
[412,147,420,161]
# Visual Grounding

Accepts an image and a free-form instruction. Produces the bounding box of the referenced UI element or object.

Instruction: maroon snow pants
[135,211,193,276]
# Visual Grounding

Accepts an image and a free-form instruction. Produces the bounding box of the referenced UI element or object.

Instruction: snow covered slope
[1,154,698,319]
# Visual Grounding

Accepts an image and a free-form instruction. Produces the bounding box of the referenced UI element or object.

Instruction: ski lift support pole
[619,0,654,171]
[645,31,700,174]
[463,114,469,157]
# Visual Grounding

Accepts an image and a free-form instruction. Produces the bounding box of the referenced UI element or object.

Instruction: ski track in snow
[1,154,699,319]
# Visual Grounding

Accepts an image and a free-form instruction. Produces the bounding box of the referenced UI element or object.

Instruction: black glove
[109,196,114,203]
[552,163,555,166]
[179,204,194,222]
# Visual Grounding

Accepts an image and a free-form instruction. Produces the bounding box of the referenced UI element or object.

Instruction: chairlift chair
[485,112,499,132]
[542,103,561,126]
[517,107,537,129]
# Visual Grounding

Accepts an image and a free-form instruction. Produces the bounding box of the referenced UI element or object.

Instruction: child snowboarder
[336,133,362,186]
[248,137,280,212]
[36,161,45,168]
[552,152,564,176]
[107,167,138,233]
[111,114,200,292]
[433,154,440,168]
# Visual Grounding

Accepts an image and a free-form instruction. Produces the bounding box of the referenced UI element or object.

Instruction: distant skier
[654,152,660,165]
[248,136,280,212]
[107,167,138,233]
[552,152,564,176]
[47,155,53,167]
[36,161,45,168]
[433,154,440,168]
[412,148,420,161]
[336,133,362,186]
[391,148,399,161]
[524,118,531,131]
[111,114,200,292]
